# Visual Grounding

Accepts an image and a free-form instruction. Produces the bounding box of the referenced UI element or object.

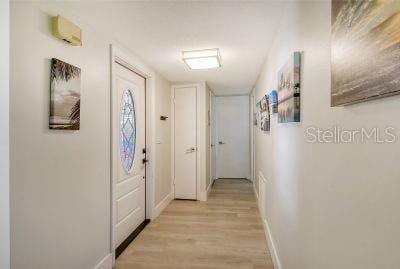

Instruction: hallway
[6,1,400,268]
[115,179,273,269]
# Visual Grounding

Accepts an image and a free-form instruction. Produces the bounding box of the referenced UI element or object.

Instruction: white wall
[11,4,110,267]
[254,1,400,269]
[0,1,10,269]
[10,2,172,268]
[154,75,172,206]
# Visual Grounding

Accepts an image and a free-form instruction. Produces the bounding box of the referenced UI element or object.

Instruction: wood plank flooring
[114,179,273,269]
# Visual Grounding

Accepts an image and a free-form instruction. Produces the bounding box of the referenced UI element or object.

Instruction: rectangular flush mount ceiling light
[182,48,221,70]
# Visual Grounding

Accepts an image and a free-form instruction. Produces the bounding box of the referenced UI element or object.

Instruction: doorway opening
[214,95,250,180]
[110,45,156,263]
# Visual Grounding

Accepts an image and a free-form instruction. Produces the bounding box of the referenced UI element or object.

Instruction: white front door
[113,63,146,249]
[216,96,250,179]
[173,86,197,200]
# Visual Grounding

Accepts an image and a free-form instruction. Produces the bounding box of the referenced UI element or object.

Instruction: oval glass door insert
[120,89,136,172]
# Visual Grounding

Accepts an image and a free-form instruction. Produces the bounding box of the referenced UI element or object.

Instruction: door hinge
[142,158,148,164]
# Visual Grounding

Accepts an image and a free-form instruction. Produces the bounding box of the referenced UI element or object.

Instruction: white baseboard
[253,180,259,201]
[153,192,173,219]
[254,171,281,269]
[199,191,207,201]
[207,180,213,195]
[94,253,112,269]
[263,219,282,269]
[200,181,213,201]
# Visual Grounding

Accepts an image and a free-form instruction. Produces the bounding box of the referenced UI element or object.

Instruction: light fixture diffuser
[182,48,221,70]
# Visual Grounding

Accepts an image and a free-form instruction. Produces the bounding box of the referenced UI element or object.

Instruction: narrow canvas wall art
[49,58,81,130]
[331,0,400,106]
[260,95,270,132]
[269,90,278,114]
[278,52,301,123]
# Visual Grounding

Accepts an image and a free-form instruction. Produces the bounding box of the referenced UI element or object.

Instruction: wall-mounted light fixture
[182,48,221,70]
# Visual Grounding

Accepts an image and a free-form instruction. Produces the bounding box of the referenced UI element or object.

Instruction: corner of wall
[153,192,173,219]
[200,179,213,201]
[255,171,282,269]
[94,253,112,269]
[253,179,259,202]
[263,219,282,269]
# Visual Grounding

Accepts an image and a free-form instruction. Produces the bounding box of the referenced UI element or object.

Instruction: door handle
[186,147,196,153]
[218,141,225,145]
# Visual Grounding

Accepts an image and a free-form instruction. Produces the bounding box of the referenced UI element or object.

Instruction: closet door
[173,86,197,200]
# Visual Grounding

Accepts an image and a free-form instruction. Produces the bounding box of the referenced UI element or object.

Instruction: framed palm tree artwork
[49,58,81,130]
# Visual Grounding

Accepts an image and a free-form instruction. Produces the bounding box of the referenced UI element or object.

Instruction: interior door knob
[186,147,196,153]
[219,141,225,145]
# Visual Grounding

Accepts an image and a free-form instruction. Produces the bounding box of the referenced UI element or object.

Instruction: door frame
[171,84,201,200]
[250,90,256,182]
[110,45,156,263]
[0,1,10,267]
[210,91,217,183]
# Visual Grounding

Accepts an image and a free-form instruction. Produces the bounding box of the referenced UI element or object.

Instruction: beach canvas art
[331,0,400,106]
[260,95,270,132]
[49,58,81,130]
[278,52,301,123]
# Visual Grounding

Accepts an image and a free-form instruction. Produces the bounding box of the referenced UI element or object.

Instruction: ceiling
[58,1,286,95]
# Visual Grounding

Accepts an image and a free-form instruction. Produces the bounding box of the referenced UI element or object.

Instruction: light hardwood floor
[114,179,273,269]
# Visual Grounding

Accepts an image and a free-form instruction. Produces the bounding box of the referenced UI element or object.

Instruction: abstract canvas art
[331,0,400,106]
[49,58,81,130]
[278,52,301,123]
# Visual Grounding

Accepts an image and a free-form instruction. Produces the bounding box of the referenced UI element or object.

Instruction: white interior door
[174,86,197,199]
[216,96,250,179]
[113,63,146,248]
